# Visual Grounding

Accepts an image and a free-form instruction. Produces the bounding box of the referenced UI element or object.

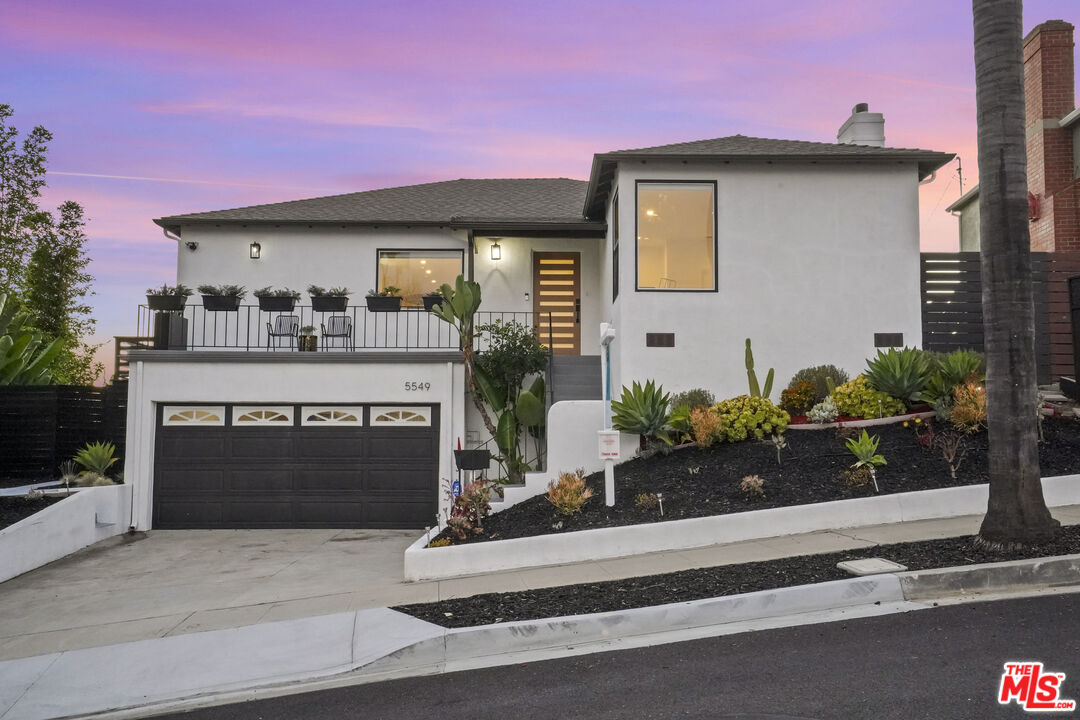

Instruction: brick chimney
[1024,20,1078,251]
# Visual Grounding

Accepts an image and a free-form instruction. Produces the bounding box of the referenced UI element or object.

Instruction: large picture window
[377,250,464,307]
[636,182,716,291]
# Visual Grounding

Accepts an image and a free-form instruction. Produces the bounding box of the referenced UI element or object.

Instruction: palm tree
[973,0,1059,546]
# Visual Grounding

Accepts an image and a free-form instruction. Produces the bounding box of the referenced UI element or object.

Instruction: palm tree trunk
[973,0,1059,545]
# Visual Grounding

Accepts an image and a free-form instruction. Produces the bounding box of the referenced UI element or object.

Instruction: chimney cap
[853,102,869,114]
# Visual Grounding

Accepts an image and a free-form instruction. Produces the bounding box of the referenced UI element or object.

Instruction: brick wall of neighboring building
[1024,20,1080,252]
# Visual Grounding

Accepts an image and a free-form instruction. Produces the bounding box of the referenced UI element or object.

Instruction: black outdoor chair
[320,315,354,351]
[266,314,299,350]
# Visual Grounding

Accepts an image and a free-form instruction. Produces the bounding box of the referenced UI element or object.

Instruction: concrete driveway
[0,529,442,661]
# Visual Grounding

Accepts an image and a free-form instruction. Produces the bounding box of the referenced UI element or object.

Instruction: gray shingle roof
[583,135,954,218]
[601,134,951,159]
[154,178,591,229]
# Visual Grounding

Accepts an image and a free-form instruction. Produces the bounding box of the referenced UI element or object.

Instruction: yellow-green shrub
[689,406,724,448]
[831,375,905,419]
[712,395,790,442]
[546,469,594,515]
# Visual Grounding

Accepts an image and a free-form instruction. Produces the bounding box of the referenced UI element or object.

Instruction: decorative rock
[837,558,908,576]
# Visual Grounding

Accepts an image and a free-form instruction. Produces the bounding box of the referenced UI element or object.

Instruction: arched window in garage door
[232,406,294,425]
[301,407,363,425]
[370,406,432,426]
[162,406,226,426]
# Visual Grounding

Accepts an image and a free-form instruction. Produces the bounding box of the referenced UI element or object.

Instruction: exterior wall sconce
[249,242,261,259]
[490,239,501,261]
[185,241,199,252]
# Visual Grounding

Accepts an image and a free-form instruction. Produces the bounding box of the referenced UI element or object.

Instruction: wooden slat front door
[533,252,580,355]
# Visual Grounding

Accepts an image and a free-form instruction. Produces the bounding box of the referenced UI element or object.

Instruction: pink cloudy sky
[2,0,1078,379]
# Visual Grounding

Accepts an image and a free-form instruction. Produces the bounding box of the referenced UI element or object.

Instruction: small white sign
[598,430,620,460]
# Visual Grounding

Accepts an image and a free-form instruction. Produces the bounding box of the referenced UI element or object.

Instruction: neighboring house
[947,20,1080,252]
[123,104,952,532]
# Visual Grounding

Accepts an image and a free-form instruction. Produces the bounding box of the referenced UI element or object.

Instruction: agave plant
[73,441,119,477]
[611,380,672,449]
[864,347,932,407]
[921,349,986,411]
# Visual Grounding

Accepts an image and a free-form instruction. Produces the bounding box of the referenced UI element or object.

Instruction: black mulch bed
[0,496,63,530]
[396,524,1080,628]
[434,416,1080,545]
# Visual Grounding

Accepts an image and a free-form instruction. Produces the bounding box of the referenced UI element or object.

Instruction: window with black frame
[376,250,464,306]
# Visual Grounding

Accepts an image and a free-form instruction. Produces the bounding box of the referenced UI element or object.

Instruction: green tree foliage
[0,105,100,384]
[0,104,51,298]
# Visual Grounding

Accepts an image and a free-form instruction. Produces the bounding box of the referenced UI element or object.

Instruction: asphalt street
[158,593,1080,720]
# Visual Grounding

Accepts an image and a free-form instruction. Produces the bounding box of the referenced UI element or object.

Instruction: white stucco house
[123,104,953,532]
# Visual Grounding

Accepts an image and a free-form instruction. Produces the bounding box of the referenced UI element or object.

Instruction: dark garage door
[154,404,439,529]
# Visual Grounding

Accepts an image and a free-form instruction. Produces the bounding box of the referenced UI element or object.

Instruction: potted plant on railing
[146,284,193,312]
[254,286,301,312]
[365,286,402,312]
[298,325,318,352]
[308,285,350,313]
[197,284,246,311]
[422,289,445,312]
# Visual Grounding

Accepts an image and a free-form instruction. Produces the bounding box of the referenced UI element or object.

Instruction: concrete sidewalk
[2,505,1079,664]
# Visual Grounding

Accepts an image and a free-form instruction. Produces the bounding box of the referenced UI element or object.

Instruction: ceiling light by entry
[645,209,657,217]
[490,239,502,261]
[249,242,261,259]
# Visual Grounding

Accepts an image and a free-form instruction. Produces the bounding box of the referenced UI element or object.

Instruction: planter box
[366,296,402,312]
[152,313,188,350]
[258,296,298,312]
[146,295,187,312]
[201,295,242,311]
[298,335,318,352]
[454,449,491,471]
[403,473,1080,581]
[422,295,444,312]
[311,296,349,313]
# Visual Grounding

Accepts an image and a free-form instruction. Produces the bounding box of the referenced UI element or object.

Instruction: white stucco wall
[606,161,924,400]
[125,355,465,529]
[174,226,599,348]
[472,234,602,356]
[176,225,470,300]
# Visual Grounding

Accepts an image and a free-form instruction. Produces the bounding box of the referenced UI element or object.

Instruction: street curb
[6,553,1080,720]
[897,553,1080,600]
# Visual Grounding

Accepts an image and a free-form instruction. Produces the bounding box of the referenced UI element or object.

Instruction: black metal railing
[135,304,551,353]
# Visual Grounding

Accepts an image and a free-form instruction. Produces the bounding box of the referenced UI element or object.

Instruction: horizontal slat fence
[920,252,1065,385]
[0,384,127,482]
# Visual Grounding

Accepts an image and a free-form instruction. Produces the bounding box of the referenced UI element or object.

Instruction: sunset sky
[2,0,1078,378]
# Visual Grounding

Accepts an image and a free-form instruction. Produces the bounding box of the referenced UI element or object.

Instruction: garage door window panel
[232,406,294,425]
[163,406,226,426]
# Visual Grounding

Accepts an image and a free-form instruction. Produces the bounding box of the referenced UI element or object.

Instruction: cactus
[745,338,774,399]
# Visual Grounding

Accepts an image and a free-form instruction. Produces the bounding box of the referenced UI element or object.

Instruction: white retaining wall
[0,484,132,584]
[404,474,1080,581]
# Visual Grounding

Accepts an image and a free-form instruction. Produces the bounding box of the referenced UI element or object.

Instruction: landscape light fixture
[490,239,502,261]
[249,242,261,259]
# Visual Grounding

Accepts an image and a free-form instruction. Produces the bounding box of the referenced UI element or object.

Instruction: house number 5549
[405,381,431,391]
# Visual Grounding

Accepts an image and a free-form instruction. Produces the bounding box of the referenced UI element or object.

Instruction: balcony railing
[135,304,551,353]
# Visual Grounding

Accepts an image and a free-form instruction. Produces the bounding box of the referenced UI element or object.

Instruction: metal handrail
[135,304,547,352]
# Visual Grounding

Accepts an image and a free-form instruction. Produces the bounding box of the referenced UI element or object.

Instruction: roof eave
[584,150,956,218]
[945,184,980,213]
